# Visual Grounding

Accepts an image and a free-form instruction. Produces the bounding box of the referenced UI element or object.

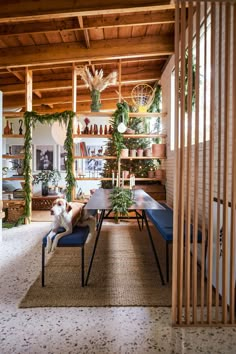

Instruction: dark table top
[85,188,165,211]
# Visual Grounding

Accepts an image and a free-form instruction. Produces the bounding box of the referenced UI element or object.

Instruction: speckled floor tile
[0,223,236,354]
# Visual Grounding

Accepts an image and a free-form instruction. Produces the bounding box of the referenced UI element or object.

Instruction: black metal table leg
[81,246,84,287]
[42,244,45,287]
[142,210,165,285]
[85,209,105,285]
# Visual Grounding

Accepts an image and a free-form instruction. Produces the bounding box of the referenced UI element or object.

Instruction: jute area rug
[19,222,172,308]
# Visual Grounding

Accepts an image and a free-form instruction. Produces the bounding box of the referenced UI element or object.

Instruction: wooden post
[172,0,180,325]
[192,0,200,324]
[72,64,77,201]
[229,2,236,325]
[25,67,32,223]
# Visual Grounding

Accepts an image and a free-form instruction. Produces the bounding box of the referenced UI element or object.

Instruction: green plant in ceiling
[77,67,117,112]
[17,110,75,225]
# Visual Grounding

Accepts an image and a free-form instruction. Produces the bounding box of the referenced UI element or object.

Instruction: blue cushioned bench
[146,204,202,282]
[42,225,90,287]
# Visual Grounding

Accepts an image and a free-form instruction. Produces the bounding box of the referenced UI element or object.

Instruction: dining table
[84,188,166,286]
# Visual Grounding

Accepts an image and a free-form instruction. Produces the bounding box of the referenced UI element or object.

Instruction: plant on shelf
[33,169,61,196]
[77,66,117,112]
[109,187,134,222]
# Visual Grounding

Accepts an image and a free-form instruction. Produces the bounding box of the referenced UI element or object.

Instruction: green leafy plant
[32,169,61,186]
[109,187,134,222]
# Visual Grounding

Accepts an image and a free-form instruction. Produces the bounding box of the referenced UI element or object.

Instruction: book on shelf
[79,142,88,156]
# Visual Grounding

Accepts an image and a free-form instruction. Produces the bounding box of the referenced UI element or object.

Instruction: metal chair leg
[42,244,45,287]
[166,242,169,283]
[81,246,84,287]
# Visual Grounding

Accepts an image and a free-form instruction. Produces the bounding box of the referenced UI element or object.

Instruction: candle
[122,171,125,188]
[116,173,119,187]
[112,170,115,187]
[129,174,132,190]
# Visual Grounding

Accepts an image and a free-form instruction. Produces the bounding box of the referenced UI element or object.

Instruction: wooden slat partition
[172,0,236,326]
[216,1,222,324]
[200,0,208,323]
[172,0,180,325]
[229,2,236,325]
[193,0,200,324]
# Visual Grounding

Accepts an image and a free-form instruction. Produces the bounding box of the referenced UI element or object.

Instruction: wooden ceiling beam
[0,11,175,38]
[0,35,174,68]
[0,1,174,23]
[1,69,161,94]
[78,16,90,49]
[3,89,135,108]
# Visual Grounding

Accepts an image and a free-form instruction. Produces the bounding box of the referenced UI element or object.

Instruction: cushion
[146,204,202,243]
[42,225,90,247]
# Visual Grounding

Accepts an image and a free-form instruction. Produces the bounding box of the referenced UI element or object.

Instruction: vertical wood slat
[178,0,186,325]
[192,0,201,324]
[185,0,193,325]
[118,60,122,103]
[200,0,208,324]
[72,64,77,201]
[216,2,223,324]
[229,2,236,325]
[172,0,180,325]
[207,1,216,325]
[222,2,231,324]
[25,67,33,224]
[173,0,236,327]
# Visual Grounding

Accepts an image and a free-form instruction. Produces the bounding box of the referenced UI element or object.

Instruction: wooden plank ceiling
[0,0,175,112]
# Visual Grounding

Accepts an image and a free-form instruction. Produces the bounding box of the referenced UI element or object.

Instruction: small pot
[137,149,144,157]
[120,148,129,158]
[155,169,165,180]
[148,170,155,178]
[144,148,152,157]
[130,149,136,157]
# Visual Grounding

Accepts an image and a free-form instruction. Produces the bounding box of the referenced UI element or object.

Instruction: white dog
[47,198,96,253]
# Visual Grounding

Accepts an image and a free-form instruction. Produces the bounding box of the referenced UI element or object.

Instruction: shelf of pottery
[72,112,167,198]
[2,118,25,181]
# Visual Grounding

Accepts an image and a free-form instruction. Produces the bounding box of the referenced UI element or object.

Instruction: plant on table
[109,187,134,222]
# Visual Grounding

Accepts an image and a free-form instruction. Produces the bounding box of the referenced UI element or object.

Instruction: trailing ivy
[112,101,129,159]
[19,110,75,223]
[64,114,76,201]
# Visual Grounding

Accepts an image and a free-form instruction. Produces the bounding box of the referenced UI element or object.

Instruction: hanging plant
[17,110,75,224]
[112,101,129,159]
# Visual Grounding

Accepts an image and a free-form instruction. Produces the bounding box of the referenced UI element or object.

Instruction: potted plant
[152,137,166,158]
[33,169,61,196]
[109,187,133,222]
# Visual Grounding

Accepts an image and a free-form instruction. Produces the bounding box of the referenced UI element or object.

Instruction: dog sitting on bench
[46,198,95,253]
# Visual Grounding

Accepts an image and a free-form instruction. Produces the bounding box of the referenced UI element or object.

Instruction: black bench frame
[42,235,87,288]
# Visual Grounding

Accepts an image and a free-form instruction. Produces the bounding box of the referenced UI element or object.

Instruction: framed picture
[84,145,104,174]
[59,146,67,171]
[34,145,56,171]
[9,145,24,155]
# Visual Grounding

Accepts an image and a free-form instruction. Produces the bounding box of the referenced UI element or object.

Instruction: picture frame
[33,145,56,171]
[58,145,67,171]
[84,145,104,174]
[9,144,24,155]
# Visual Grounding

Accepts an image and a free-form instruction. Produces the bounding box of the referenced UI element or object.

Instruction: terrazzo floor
[1,222,236,354]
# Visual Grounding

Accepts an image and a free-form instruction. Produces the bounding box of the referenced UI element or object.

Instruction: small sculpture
[19,119,23,135]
